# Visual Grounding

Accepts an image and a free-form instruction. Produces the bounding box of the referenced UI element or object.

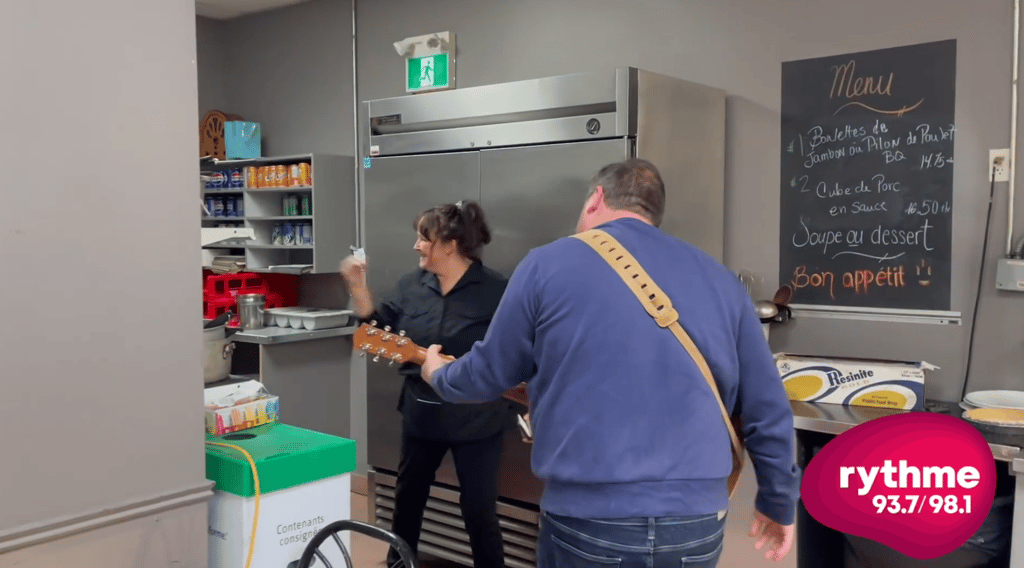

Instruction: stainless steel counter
[230,325,357,345]
[790,399,1022,462]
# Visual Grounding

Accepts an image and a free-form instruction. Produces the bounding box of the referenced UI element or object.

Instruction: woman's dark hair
[413,200,492,260]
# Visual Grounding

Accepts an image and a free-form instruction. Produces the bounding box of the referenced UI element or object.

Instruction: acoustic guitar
[353,321,530,407]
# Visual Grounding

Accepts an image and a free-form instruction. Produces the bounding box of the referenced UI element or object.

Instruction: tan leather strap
[572,229,744,496]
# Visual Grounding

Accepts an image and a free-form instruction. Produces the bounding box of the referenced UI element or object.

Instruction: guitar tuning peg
[387,360,395,367]
[399,330,406,337]
[370,320,377,327]
[373,355,380,363]
[384,326,391,332]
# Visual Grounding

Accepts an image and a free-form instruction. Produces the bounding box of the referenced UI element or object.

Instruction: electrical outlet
[990,149,1011,182]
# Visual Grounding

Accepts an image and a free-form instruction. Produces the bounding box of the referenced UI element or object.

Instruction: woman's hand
[340,255,374,319]
[339,255,368,288]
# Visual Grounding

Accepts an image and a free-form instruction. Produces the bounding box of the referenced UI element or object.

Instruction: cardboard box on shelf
[775,353,938,412]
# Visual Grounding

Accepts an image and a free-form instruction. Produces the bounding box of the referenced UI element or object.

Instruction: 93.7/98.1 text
[872,494,972,515]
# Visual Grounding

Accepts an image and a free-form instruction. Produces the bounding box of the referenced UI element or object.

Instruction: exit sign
[406,53,451,93]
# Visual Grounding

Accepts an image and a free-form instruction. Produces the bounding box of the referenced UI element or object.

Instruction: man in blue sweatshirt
[421,158,801,566]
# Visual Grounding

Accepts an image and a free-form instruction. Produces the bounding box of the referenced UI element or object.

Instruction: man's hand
[420,344,448,384]
[749,510,794,562]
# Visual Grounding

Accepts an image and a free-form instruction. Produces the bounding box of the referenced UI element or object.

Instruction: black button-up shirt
[370,261,512,441]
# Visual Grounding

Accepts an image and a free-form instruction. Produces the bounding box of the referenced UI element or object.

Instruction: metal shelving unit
[202,153,354,273]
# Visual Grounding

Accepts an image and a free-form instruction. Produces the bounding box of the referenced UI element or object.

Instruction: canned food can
[206,197,216,217]
[298,163,312,186]
[212,197,225,217]
[271,224,283,245]
[262,166,273,188]
[282,196,290,216]
[235,197,244,217]
[275,165,287,187]
[246,167,258,188]
[290,164,301,187]
[299,223,312,245]
[300,195,311,216]
[225,197,236,217]
[282,223,295,245]
[208,172,226,188]
[292,195,300,216]
[229,169,244,188]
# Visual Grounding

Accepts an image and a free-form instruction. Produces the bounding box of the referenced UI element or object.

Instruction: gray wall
[201,0,355,157]
[0,0,206,553]
[197,16,231,120]
[354,0,1022,402]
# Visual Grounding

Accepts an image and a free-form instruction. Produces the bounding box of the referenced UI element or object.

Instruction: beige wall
[0,0,209,561]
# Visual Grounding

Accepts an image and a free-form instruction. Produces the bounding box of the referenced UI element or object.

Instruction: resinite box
[775,353,937,411]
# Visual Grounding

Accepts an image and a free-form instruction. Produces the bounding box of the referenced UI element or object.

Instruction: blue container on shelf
[225,121,261,160]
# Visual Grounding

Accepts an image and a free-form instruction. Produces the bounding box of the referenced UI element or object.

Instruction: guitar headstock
[353,321,422,366]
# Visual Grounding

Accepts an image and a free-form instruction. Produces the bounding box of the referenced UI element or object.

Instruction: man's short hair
[588,158,666,227]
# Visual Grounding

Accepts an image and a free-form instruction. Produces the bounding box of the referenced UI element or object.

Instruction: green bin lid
[205,423,357,497]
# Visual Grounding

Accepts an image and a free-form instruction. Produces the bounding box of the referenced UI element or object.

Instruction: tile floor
[344,457,798,568]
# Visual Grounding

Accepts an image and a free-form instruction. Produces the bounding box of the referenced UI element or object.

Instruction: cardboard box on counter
[204,380,279,436]
[775,353,938,411]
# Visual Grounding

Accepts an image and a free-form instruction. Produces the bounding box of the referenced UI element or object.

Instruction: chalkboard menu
[780,40,956,311]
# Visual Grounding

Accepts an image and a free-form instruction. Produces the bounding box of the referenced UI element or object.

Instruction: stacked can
[300,195,311,216]
[282,223,295,245]
[271,224,283,245]
[299,223,313,245]
[228,169,244,188]
[246,167,259,188]
[206,171,226,189]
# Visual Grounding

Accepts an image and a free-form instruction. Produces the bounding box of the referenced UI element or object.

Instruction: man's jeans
[538,511,726,568]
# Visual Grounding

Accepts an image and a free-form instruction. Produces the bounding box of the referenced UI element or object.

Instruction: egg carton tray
[264,307,355,330]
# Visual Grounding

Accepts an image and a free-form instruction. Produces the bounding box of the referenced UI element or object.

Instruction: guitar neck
[406,346,457,366]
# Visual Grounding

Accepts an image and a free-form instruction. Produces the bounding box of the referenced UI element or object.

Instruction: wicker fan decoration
[200,110,244,160]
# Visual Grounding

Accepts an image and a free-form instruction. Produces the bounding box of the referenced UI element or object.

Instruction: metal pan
[962,411,1024,447]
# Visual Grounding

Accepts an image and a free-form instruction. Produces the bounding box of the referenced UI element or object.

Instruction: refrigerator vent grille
[369,470,539,568]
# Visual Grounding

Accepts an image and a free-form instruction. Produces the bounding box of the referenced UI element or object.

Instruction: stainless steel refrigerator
[361,67,726,568]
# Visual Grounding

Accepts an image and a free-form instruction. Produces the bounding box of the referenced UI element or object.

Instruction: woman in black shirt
[340,201,510,568]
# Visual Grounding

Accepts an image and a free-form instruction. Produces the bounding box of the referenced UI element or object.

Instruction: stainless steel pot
[203,320,235,383]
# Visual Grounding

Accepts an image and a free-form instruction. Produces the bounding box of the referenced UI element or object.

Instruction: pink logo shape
[801,413,995,559]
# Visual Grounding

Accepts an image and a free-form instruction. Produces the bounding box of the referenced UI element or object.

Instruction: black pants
[388,430,505,568]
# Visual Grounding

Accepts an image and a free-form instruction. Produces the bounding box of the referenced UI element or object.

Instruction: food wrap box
[775,353,938,411]
[204,380,279,435]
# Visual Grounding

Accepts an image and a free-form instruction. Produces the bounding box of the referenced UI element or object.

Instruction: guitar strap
[571,229,745,498]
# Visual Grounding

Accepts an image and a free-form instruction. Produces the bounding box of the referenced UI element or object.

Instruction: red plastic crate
[204,272,268,300]
[262,273,299,306]
[202,271,299,327]
[203,297,236,320]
